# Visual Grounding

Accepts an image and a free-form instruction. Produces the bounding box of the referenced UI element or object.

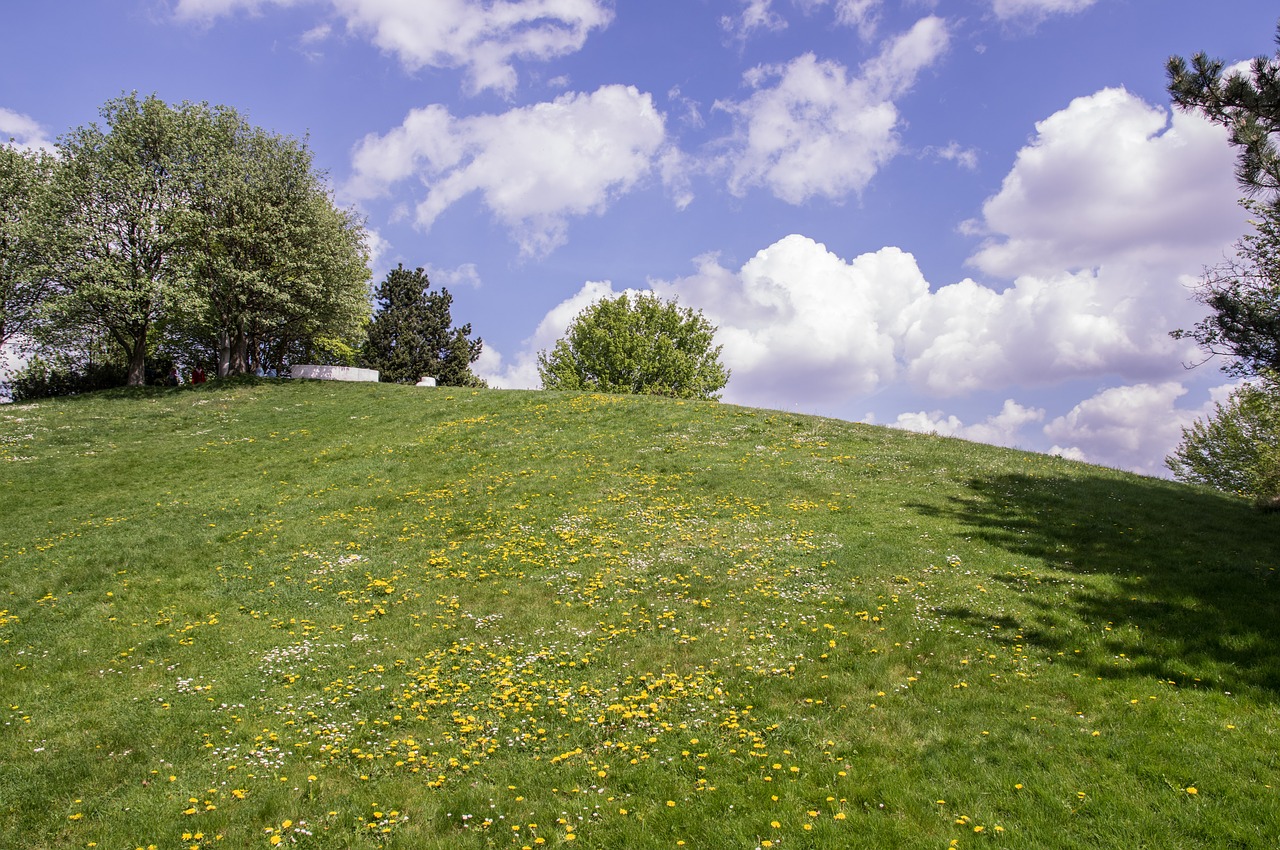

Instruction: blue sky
[2,0,1277,475]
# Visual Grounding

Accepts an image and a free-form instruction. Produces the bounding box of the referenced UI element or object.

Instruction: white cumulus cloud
[714,16,949,203]
[485,82,1245,474]
[653,235,929,408]
[893,399,1046,447]
[0,108,54,151]
[723,0,884,40]
[1043,382,1206,476]
[172,0,612,94]
[348,85,668,256]
[966,87,1242,278]
[898,265,1203,396]
[720,0,787,40]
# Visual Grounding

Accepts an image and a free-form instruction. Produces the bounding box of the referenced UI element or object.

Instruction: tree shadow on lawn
[910,471,1280,701]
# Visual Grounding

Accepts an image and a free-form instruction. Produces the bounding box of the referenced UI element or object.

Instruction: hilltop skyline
[3,1,1277,474]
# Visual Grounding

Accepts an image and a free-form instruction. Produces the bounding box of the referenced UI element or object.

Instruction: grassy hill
[1,379,1278,849]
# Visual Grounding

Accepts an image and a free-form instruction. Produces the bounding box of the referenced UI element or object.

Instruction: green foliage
[1168,28,1280,378]
[1172,199,1280,378]
[1167,371,1280,506]
[538,292,729,399]
[1168,22,1280,198]
[168,106,371,377]
[1169,26,1280,501]
[362,264,483,386]
[9,354,127,401]
[26,93,370,389]
[36,94,187,386]
[0,144,53,348]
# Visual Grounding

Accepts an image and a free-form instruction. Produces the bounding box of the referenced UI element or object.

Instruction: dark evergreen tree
[362,264,483,386]
[1168,24,1280,200]
[1168,23,1280,376]
[1167,26,1280,505]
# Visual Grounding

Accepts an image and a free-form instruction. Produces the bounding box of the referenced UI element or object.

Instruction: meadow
[1,379,1277,849]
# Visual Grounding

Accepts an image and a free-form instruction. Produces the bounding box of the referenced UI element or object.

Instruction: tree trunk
[127,333,147,386]
[217,328,232,378]
[230,326,248,375]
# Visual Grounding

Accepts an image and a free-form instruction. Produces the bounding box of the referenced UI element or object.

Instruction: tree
[1172,199,1280,377]
[1168,29,1280,507]
[0,144,53,350]
[1167,370,1280,507]
[362,265,483,386]
[168,104,370,377]
[29,93,371,386]
[39,94,188,386]
[1168,24,1280,200]
[537,292,729,399]
[1168,26,1280,376]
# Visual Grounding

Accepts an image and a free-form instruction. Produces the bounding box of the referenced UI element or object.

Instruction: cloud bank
[348,85,668,256]
[714,16,950,203]
[482,85,1242,474]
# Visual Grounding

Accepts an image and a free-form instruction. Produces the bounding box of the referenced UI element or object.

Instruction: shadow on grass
[912,472,1280,700]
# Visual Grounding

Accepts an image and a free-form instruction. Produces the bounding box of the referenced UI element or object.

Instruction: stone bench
[290,364,380,382]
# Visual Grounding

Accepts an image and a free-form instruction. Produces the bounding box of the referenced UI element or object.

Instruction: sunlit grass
[2,378,1278,849]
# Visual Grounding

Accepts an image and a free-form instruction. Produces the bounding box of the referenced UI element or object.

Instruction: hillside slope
[2,380,1278,849]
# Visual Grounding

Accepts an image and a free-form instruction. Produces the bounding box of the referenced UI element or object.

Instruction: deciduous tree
[1167,370,1280,507]
[169,105,370,376]
[537,292,729,399]
[0,144,53,350]
[40,94,187,386]
[34,94,371,384]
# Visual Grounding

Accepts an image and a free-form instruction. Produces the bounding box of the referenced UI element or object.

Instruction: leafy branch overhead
[1166,22,1280,506]
[1168,25,1280,199]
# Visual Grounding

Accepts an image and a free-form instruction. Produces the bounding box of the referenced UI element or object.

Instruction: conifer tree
[362,265,483,386]
[1168,25,1280,376]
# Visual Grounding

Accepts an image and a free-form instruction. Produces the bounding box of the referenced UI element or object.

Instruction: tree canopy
[538,292,729,400]
[0,145,52,351]
[1167,24,1280,505]
[1168,26,1280,377]
[1167,370,1280,507]
[362,265,483,386]
[168,103,370,377]
[14,92,371,386]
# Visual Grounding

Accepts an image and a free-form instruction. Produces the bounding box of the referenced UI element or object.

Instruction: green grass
[1,378,1277,850]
